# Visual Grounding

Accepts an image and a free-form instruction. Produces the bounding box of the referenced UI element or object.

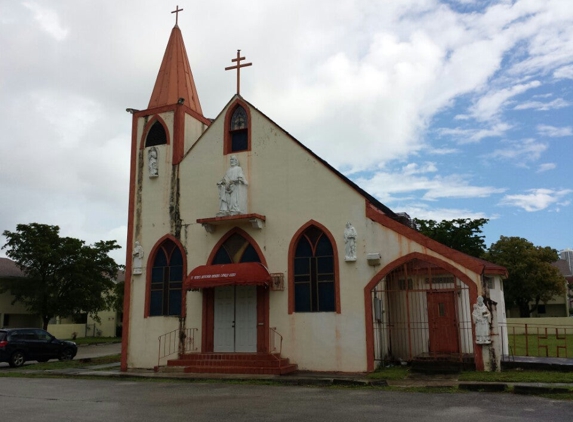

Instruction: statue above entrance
[217,155,248,216]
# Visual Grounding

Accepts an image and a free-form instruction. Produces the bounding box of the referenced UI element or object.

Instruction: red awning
[184,262,271,289]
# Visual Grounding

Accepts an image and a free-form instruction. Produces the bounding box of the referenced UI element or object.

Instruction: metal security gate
[371,259,473,367]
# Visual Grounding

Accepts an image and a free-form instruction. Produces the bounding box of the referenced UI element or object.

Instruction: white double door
[213,285,257,352]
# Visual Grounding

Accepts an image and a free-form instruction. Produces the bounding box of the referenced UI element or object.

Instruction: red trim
[139,115,171,150]
[144,235,187,318]
[185,262,271,289]
[365,201,507,276]
[202,289,214,352]
[363,252,480,372]
[201,228,269,353]
[121,113,139,372]
[223,98,252,155]
[134,104,211,127]
[257,285,270,352]
[287,220,341,314]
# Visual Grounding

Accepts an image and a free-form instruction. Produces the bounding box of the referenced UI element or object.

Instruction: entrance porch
[369,256,478,370]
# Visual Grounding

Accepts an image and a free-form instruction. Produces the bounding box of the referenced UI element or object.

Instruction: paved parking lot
[1,377,572,422]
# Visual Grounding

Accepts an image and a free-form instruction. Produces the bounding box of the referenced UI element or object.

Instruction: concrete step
[181,363,298,375]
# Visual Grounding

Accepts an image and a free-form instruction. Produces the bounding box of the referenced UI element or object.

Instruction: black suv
[0,328,77,367]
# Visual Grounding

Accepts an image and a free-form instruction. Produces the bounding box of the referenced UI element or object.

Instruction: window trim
[145,235,186,318]
[207,227,267,267]
[140,115,171,150]
[288,220,340,314]
[223,99,252,155]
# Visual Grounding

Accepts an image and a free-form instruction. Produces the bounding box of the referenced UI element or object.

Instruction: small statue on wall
[472,295,492,344]
[344,222,357,262]
[148,147,159,178]
[132,241,144,275]
[217,155,248,216]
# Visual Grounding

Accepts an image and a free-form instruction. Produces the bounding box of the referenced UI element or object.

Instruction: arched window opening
[229,106,248,152]
[145,121,167,147]
[212,233,261,264]
[150,240,183,316]
[293,226,335,312]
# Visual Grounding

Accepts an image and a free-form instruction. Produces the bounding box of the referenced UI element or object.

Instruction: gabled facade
[122,23,508,373]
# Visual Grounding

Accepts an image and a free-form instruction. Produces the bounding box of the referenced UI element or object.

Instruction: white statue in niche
[472,296,491,344]
[132,241,144,275]
[148,147,158,178]
[344,222,357,262]
[217,155,248,216]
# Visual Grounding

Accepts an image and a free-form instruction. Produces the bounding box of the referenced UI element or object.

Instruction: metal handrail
[157,328,198,368]
[269,327,283,368]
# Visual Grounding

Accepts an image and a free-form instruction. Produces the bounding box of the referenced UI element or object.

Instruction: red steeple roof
[148,25,203,114]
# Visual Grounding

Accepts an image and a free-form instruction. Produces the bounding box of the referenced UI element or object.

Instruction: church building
[121,16,508,374]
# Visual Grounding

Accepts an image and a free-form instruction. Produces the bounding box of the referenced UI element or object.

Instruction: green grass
[368,366,410,380]
[459,369,573,383]
[64,337,121,345]
[507,333,573,358]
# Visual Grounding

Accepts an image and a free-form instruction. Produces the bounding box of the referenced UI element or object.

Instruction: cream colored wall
[127,99,490,371]
[0,291,42,328]
[87,309,118,338]
[176,101,483,372]
[47,323,86,339]
[0,291,31,313]
[126,110,208,368]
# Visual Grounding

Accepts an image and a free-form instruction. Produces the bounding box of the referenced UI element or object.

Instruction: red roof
[148,25,203,113]
[184,262,271,289]
[0,257,25,278]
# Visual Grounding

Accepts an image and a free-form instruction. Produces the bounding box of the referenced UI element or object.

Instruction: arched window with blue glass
[211,233,261,264]
[293,225,336,312]
[149,239,183,316]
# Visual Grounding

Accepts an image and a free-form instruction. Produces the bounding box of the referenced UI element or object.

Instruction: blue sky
[0,0,571,264]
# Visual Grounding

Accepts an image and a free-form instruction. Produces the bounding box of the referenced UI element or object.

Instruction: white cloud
[485,138,547,163]
[1,0,573,262]
[398,204,492,222]
[499,188,572,212]
[354,165,505,204]
[537,124,573,137]
[514,98,570,111]
[23,2,69,41]
[554,65,573,80]
[438,122,511,143]
[470,81,541,121]
[537,163,557,173]
[428,147,460,155]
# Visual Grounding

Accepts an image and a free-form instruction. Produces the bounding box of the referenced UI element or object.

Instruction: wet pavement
[4,342,573,395]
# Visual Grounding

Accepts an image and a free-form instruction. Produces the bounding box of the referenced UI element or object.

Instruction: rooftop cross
[171,5,183,26]
[225,50,252,95]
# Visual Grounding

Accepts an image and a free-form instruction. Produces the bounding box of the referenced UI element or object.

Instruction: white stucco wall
[125,98,495,371]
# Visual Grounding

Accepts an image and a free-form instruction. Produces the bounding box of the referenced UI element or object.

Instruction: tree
[486,236,565,317]
[1,223,121,330]
[414,218,489,258]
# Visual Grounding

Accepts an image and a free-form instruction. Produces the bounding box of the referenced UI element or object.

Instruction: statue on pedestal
[344,222,357,261]
[217,155,248,216]
[472,296,491,344]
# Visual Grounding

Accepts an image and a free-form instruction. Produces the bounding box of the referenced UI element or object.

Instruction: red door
[427,291,459,354]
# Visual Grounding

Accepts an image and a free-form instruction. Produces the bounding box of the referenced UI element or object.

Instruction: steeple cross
[225,50,252,95]
[171,5,183,25]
